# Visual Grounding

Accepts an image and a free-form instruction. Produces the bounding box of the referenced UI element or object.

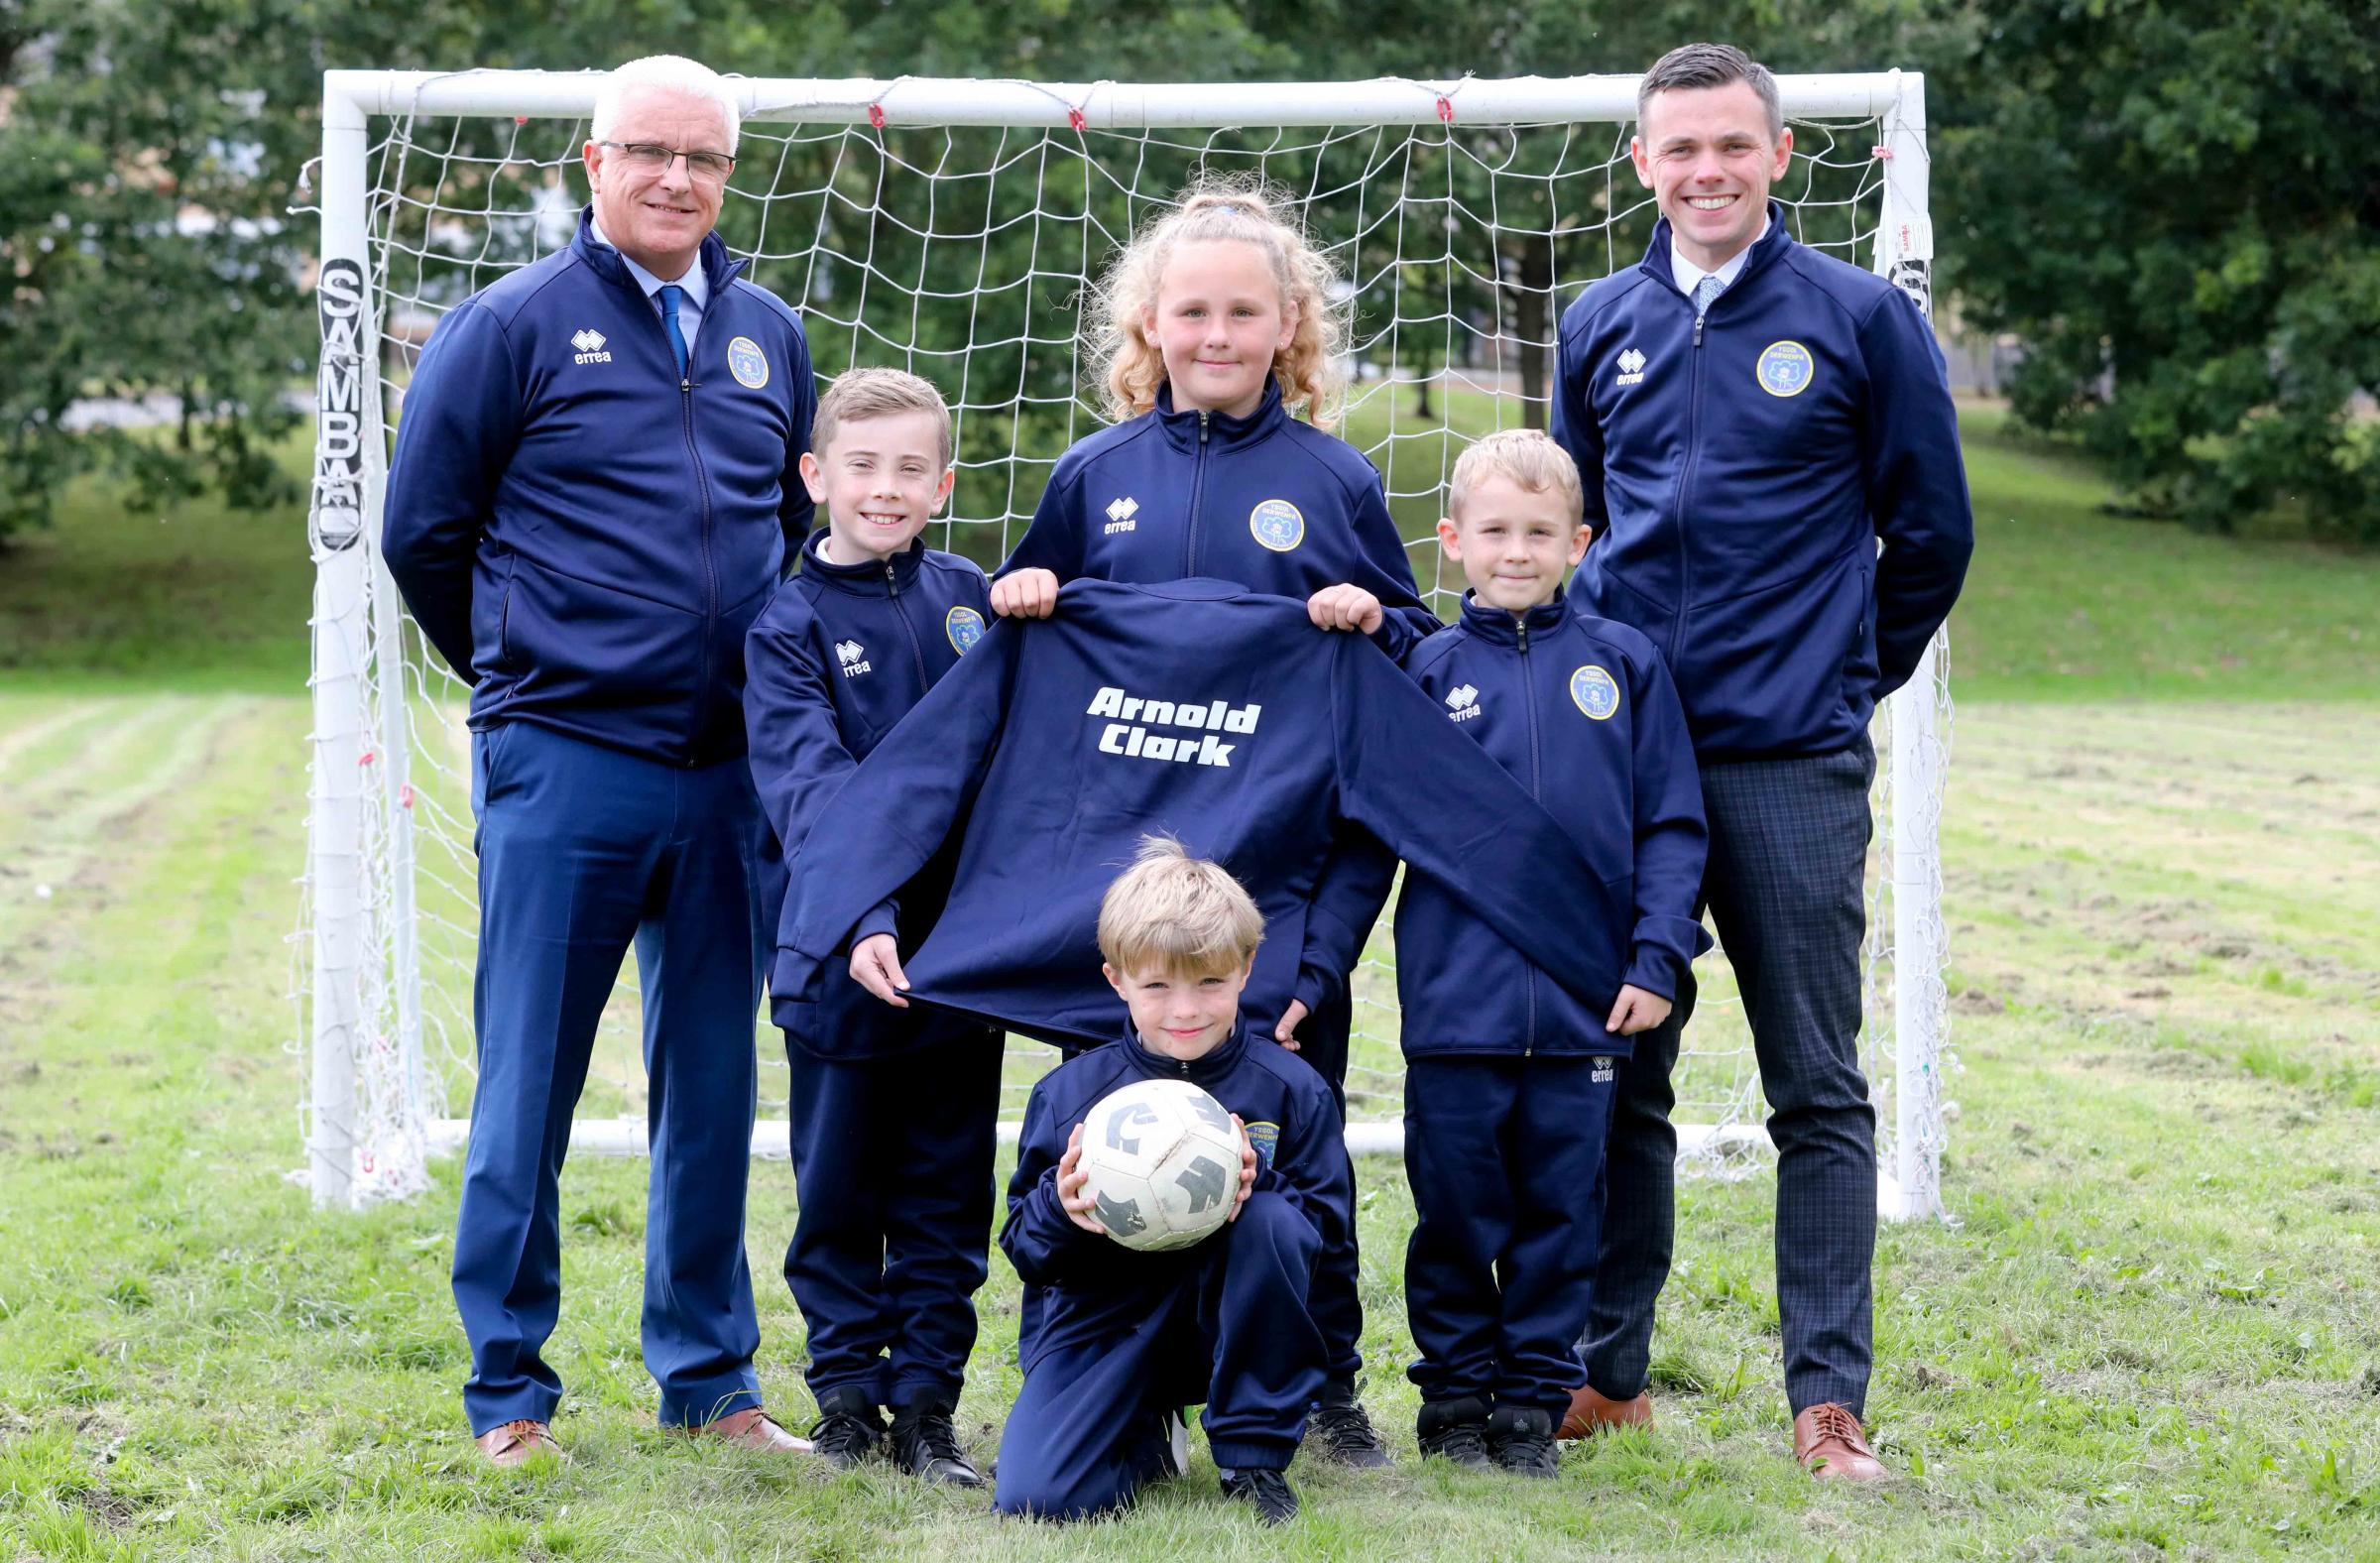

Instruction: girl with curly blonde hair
[1091,179,1350,429]
[988,178,1438,1463]
[992,176,1432,656]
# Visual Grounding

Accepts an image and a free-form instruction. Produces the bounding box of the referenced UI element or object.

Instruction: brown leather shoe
[1792,1402,1887,1482]
[685,1406,813,1454]
[475,1419,563,1468]
[1558,1383,1652,1440]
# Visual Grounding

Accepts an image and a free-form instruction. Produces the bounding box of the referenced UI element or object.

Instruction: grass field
[3,405,2378,1559]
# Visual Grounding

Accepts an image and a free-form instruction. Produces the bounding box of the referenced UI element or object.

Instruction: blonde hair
[1448,430,1587,528]
[1098,835,1265,975]
[1091,176,1349,430]
[812,367,955,470]
[594,56,741,155]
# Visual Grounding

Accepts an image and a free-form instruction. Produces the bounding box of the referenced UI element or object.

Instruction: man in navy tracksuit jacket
[382,63,816,1457]
[997,1020,1354,1521]
[1394,586,1708,1465]
[1548,46,1973,1475]
[774,579,1641,1042]
[743,526,998,1479]
[994,378,1433,1450]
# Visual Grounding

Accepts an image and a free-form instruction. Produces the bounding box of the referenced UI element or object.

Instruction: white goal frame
[302,68,1950,1221]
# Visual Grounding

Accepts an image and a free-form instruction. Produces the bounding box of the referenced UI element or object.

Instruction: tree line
[3,0,2375,542]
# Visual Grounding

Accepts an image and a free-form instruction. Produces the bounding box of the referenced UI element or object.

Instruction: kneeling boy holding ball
[994,836,1351,1527]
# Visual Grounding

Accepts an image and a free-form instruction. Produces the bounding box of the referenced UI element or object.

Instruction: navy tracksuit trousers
[994,1191,1324,1520]
[783,1031,1002,1408]
[1058,1008,1367,1396]
[1292,987,1368,1393]
[1405,1054,1616,1415]
[454,721,772,1433]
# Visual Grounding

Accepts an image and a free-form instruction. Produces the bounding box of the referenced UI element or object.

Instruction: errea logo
[1615,347,1647,387]
[1592,1057,1615,1083]
[1104,496,1139,536]
[1445,683,1482,723]
[834,640,872,677]
[570,328,612,365]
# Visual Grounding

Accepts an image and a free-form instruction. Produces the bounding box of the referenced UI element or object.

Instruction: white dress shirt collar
[1669,211,1769,300]
[588,216,709,329]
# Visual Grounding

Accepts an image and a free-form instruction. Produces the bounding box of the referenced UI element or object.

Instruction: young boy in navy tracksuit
[1394,431,1710,1474]
[995,837,1353,1527]
[743,368,999,1485]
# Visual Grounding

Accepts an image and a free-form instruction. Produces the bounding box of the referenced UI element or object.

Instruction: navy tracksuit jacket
[999,378,1436,1055]
[1393,591,1710,1052]
[382,207,815,1433]
[995,1022,1352,1518]
[1393,591,1710,1413]
[999,379,1440,662]
[386,207,816,764]
[775,578,1638,1045]
[1550,205,1973,763]
[743,530,999,1410]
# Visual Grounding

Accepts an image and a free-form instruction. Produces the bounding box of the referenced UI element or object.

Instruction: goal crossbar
[324,69,1921,129]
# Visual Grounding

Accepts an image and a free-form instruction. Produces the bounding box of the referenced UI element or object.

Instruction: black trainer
[1220,1466,1300,1525]
[1305,1387,1392,1468]
[807,1385,887,1471]
[1487,1404,1560,1477]
[1416,1396,1492,1468]
[890,1396,984,1488]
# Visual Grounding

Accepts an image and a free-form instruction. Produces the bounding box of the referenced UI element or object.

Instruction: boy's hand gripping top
[991,568,1061,619]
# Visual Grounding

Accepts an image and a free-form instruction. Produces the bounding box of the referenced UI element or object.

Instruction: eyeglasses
[596,141,737,182]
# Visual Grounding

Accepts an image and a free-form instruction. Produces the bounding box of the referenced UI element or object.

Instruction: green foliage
[11,0,2379,550]
[0,1,317,539]
[1931,0,2380,540]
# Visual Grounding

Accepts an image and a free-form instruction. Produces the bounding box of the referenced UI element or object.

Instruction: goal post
[298,68,1952,1221]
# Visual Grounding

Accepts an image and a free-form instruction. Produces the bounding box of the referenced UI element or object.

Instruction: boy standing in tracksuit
[743,369,999,1485]
[995,838,1353,1527]
[1395,432,1710,1473]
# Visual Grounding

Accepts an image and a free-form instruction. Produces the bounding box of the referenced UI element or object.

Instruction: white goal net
[296,69,1953,1220]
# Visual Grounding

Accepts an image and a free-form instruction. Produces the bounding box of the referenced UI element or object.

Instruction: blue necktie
[658,284,689,378]
[1693,273,1724,319]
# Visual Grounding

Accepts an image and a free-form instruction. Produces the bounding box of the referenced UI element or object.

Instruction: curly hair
[1089,175,1349,430]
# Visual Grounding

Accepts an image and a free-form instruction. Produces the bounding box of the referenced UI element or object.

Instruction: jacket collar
[797,527,926,594]
[1152,378,1287,455]
[1123,1017,1251,1085]
[1634,200,1794,301]
[1458,587,1570,646]
[570,205,746,299]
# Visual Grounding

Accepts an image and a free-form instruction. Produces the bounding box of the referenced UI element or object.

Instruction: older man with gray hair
[384,54,816,1465]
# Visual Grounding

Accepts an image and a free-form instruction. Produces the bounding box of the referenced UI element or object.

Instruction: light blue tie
[658,284,689,378]
[1694,273,1724,319]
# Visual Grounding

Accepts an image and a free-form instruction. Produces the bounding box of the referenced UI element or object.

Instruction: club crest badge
[1242,1120,1281,1168]
[946,604,986,655]
[726,335,770,389]
[1570,664,1620,720]
[1756,340,1814,398]
[1249,498,1305,552]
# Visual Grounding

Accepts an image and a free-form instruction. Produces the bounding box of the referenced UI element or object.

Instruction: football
[1075,1078,1246,1253]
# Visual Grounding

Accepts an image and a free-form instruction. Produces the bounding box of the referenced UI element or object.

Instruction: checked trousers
[1580,737,1879,1417]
